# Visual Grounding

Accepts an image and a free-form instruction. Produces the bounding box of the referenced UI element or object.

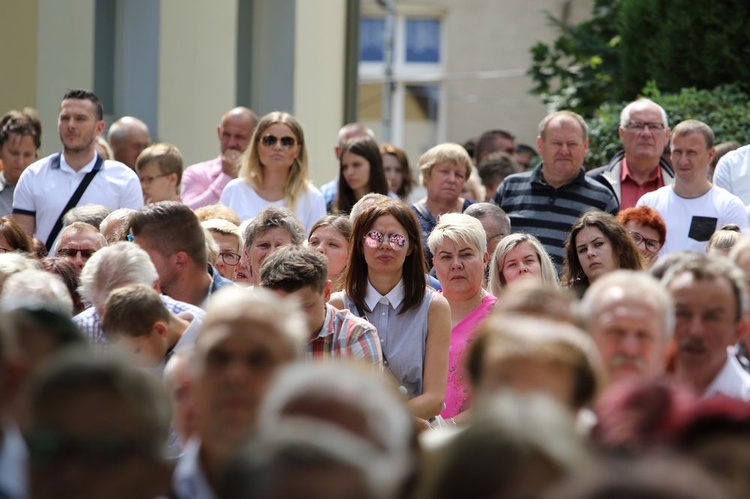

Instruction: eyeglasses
[139,173,171,184]
[364,230,407,250]
[58,248,97,259]
[260,134,297,148]
[218,251,241,266]
[625,121,666,132]
[629,231,661,253]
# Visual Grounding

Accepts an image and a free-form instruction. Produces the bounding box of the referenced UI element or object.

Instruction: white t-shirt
[220,178,326,233]
[12,153,143,244]
[637,184,748,255]
[714,144,750,205]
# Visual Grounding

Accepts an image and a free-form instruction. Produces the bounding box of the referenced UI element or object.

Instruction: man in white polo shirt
[12,89,142,250]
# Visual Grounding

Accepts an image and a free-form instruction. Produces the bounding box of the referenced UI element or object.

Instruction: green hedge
[585,83,750,169]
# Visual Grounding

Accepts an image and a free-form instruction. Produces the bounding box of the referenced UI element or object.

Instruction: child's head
[101,283,171,366]
[136,143,183,203]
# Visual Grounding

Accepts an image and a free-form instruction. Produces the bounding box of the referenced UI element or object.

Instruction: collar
[57,153,99,173]
[312,304,335,340]
[704,350,750,399]
[173,438,216,499]
[532,164,587,188]
[365,279,405,311]
[621,157,662,184]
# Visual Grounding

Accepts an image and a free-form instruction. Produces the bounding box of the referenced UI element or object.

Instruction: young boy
[259,245,382,368]
[101,283,200,368]
[135,142,183,204]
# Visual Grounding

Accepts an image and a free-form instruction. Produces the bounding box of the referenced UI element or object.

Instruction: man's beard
[61,135,94,155]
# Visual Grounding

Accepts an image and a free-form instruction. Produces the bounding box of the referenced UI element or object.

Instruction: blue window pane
[360,19,385,62]
[406,19,440,63]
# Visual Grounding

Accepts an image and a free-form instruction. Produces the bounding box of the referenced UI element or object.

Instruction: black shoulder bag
[44,153,104,251]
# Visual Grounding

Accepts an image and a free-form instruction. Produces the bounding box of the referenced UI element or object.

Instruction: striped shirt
[307,304,383,368]
[492,165,619,270]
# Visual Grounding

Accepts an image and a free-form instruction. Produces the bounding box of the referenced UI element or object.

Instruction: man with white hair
[73,242,204,354]
[580,270,674,387]
[172,287,306,499]
[588,98,674,209]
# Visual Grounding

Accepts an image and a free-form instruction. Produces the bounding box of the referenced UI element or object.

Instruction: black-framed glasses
[629,231,661,253]
[58,248,96,259]
[625,121,666,132]
[218,251,241,266]
[364,230,407,250]
[260,134,297,148]
[139,173,171,184]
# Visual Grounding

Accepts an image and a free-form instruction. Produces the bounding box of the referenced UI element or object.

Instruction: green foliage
[620,0,750,96]
[586,83,750,169]
[530,0,750,118]
[528,0,622,116]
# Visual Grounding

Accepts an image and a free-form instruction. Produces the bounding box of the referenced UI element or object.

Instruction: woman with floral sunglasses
[330,200,451,423]
[220,111,326,233]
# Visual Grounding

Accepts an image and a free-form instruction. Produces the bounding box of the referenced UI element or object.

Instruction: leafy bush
[620,0,750,97]
[528,0,621,117]
[586,83,750,169]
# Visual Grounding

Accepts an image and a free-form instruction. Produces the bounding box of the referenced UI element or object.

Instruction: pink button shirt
[181,156,234,210]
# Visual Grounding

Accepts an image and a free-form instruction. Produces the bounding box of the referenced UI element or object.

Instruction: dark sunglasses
[260,134,297,148]
[57,248,96,259]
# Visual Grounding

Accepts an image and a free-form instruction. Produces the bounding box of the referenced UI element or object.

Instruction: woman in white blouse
[220,111,325,233]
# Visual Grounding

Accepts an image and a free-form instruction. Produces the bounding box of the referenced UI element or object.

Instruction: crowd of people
[1,88,750,499]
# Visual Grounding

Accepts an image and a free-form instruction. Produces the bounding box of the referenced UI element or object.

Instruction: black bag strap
[45,153,104,251]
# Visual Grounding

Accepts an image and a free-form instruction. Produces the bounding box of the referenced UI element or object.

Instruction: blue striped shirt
[492,165,619,270]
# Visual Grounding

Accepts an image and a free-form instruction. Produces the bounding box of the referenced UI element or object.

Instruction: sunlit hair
[239,111,309,211]
[427,213,487,257]
[619,98,669,128]
[335,137,388,214]
[135,142,184,187]
[0,109,41,149]
[380,143,415,199]
[662,254,748,322]
[242,206,305,252]
[0,216,33,253]
[488,233,558,296]
[671,119,715,149]
[616,205,667,246]
[706,224,742,257]
[79,242,158,310]
[349,193,390,223]
[202,218,243,252]
[309,214,352,244]
[417,143,473,187]
[494,280,577,325]
[344,200,426,314]
[196,286,307,367]
[466,314,604,411]
[563,210,645,289]
[580,270,675,339]
[538,110,588,141]
[193,204,240,225]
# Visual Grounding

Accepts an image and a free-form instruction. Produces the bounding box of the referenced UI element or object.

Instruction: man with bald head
[492,111,619,270]
[588,98,674,209]
[182,107,257,210]
[108,116,151,169]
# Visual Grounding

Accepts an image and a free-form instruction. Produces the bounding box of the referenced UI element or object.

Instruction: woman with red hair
[617,206,667,267]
